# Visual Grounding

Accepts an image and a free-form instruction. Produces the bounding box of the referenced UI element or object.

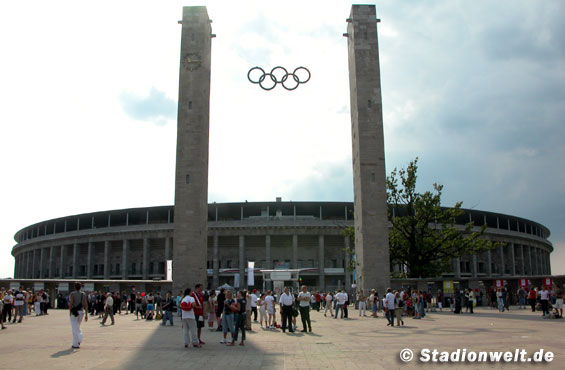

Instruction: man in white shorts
[265,290,275,328]
[324,293,333,317]
[554,283,563,318]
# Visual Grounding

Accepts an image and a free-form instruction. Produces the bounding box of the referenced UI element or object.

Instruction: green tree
[387,158,500,278]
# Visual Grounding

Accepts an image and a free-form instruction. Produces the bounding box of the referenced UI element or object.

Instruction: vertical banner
[544,277,553,287]
[519,279,527,287]
[166,260,173,280]
[248,261,255,286]
[495,280,503,288]
[234,273,240,289]
[443,281,454,294]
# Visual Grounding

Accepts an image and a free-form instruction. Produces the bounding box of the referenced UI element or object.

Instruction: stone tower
[173,6,212,293]
[346,5,391,294]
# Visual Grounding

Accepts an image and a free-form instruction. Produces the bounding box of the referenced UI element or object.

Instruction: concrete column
[265,235,272,290]
[104,241,110,279]
[87,242,93,279]
[499,245,505,276]
[520,245,525,275]
[454,257,461,279]
[32,248,36,279]
[122,240,129,279]
[533,247,538,275]
[472,255,477,278]
[239,235,246,289]
[318,235,325,290]
[60,245,65,278]
[292,234,298,269]
[265,235,271,269]
[528,246,534,275]
[547,251,551,275]
[487,250,492,277]
[143,238,149,279]
[39,247,45,278]
[213,232,219,289]
[510,243,516,276]
[165,237,171,261]
[49,246,54,279]
[72,243,78,278]
[344,236,351,288]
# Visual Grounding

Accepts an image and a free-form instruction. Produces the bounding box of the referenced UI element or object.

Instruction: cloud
[119,87,176,126]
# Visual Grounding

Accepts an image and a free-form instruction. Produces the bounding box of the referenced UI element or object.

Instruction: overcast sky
[1,0,563,278]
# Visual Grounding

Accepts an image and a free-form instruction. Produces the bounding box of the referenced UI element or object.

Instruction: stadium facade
[10,200,553,293]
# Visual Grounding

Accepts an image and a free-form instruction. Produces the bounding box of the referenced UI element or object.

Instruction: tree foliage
[387,158,500,278]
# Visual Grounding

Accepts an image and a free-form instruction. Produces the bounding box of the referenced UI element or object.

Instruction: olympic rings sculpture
[247,66,311,91]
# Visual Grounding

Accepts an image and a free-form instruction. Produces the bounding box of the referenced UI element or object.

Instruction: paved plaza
[0,307,563,369]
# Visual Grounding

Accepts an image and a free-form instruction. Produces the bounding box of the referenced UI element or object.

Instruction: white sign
[248,261,255,286]
[34,282,44,291]
[166,260,172,280]
[58,283,69,292]
[83,283,95,292]
[10,282,20,290]
[271,271,291,281]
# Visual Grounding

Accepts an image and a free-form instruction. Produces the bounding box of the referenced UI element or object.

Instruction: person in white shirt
[358,289,367,317]
[250,289,258,322]
[101,292,114,325]
[539,287,550,316]
[334,290,347,319]
[324,292,334,317]
[384,288,396,326]
[265,290,276,328]
[297,286,312,332]
[13,287,25,323]
[181,288,200,348]
[279,287,295,333]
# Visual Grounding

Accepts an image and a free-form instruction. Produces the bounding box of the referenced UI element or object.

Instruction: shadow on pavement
[51,348,76,358]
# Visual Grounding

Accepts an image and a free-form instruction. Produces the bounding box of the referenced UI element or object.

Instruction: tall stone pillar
[172,6,212,293]
[72,244,78,278]
[122,240,129,280]
[104,241,110,279]
[318,235,325,290]
[60,245,65,278]
[346,5,390,294]
[533,247,538,275]
[528,246,533,275]
[212,232,219,289]
[143,238,149,279]
[292,234,298,269]
[39,247,45,278]
[471,255,478,278]
[454,258,461,279]
[87,242,93,279]
[344,236,351,289]
[49,246,54,279]
[239,235,246,289]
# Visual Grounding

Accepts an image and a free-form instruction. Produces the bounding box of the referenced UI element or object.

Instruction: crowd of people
[3,280,563,349]
[0,286,52,329]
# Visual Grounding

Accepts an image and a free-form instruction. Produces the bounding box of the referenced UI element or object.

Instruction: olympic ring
[247,66,311,91]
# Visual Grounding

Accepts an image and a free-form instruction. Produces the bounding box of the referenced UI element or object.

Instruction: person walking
[13,287,25,323]
[69,282,88,349]
[539,286,550,317]
[221,290,237,344]
[161,290,174,326]
[358,290,367,317]
[279,287,295,333]
[234,290,247,346]
[297,285,312,332]
[1,290,13,324]
[394,292,404,326]
[101,292,115,325]
[265,290,276,328]
[258,293,267,328]
[180,288,200,348]
[250,289,258,322]
[324,292,334,317]
[384,288,396,326]
[191,283,206,345]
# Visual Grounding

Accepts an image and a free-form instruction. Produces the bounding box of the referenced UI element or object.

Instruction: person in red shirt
[191,284,205,345]
[314,292,321,311]
[528,287,537,312]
